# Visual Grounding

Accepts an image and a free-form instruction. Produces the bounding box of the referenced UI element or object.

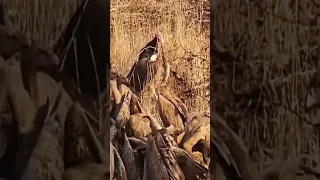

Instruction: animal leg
[176,131,185,145]
[165,125,176,134]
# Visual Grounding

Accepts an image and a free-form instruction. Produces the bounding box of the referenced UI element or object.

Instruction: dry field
[3,0,81,48]
[1,0,210,179]
[111,0,210,113]
[212,0,320,176]
[3,0,210,116]
[3,0,210,131]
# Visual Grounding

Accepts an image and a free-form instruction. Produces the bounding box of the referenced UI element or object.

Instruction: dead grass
[2,0,209,120]
[212,0,320,173]
[3,0,81,48]
[111,0,210,114]
[3,0,209,142]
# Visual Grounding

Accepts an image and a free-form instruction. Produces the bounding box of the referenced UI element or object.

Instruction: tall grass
[3,0,209,129]
[111,0,210,113]
[212,0,320,171]
[3,0,81,48]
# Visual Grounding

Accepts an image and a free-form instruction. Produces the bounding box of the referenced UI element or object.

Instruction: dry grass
[4,0,210,110]
[3,0,209,146]
[111,0,210,114]
[3,0,81,48]
[212,0,320,173]
[2,0,209,122]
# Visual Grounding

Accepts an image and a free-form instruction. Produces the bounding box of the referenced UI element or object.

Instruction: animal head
[155,31,164,46]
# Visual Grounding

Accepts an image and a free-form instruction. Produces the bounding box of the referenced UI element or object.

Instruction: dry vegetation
[2,0,210,129]
[3,0,81,48]
[1,0,210,179]
[212,0,320,176]
[110,0,210,113]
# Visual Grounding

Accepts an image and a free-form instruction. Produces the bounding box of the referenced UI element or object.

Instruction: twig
[160,41,170,86]
[73,38,80,91]
[177,38,209,64]
[268,69,317,85]
[87,34,102,131]
[193,83,209,90]
[59,0,89,71]
[170,68,184,81]
[78,103,107,164]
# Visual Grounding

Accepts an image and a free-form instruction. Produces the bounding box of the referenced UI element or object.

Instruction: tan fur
[128,113,151,140]
[151,86,188,134]
[130,94,144,114]
[115,91,132,128]
[181,114,210,153]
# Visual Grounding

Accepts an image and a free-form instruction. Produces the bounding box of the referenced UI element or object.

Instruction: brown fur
[128,113,151,140]
[115,92,132,128]
[172,146,208,180]
[110,79,123,119]
[152,86,189,134]
[143,134,169,180]
[180,113,210,166]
